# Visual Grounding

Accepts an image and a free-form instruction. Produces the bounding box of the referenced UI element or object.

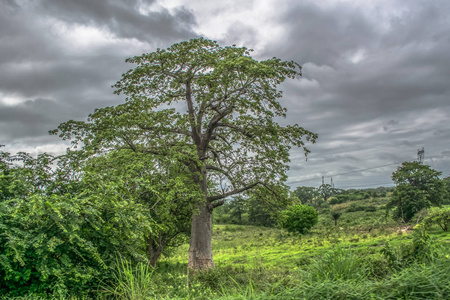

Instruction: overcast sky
[1,0,450,189]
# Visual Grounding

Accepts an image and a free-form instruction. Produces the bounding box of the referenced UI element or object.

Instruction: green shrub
[422,207,450,231]
[364,206,377,212]
[347,203,366,212]
[0,186,151,297]
[280,205,318,234]
[381,225,442,269]
[328,197,341,205]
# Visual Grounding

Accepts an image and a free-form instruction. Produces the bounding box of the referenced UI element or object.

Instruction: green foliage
[100,256,155,300]
[0,151,152,296]
[280,205,318,234]
[364,206,377,212]
[0,191,151,296]
[307,245,366,282]
[328,197,341,205]
[381,225,441,269]
[387,162,445,222]
[293,186,318,204]
[214,194,288,227]
[422,207,450,231]
[443,177,450,204]
[331,210,342,226]
[247,197,278,227]
[51,37,317,270]
[317,184,339,202]
[346,203,366,212]
[84,149,200,265]
[346,203,377,213]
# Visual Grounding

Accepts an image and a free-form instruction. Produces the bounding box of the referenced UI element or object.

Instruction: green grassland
[134,197,450,299]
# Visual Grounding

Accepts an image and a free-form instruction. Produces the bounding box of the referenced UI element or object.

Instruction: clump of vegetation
[0,151,152,297]
[330,209,342,226]
[307,245,367,282]
[422,207,450,231]
[387,162,445,222]
[280,204,318,234]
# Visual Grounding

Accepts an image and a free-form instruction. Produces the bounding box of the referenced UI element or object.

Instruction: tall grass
[271,257,450,300]
[306,245,366,282]
[100,256,154,300]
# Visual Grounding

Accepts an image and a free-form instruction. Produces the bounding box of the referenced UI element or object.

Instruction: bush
[347,203,366,212]
[280,205,318,234]
[364,206,377,212]
[328,197,342,205]
[422,207,450,231]
[0,186,151,297]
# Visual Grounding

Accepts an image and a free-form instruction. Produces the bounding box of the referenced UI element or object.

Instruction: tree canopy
[52,38,317,269]
[388,162,445,222]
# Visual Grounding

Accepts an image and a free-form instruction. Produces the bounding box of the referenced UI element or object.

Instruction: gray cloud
[0,0,198,145]
[25,0,195,42]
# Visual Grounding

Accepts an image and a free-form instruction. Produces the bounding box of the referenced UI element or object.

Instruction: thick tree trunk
[147,237,163,267]
[188,202,215,270]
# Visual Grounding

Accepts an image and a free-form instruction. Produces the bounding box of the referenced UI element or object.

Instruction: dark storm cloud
[37,0,195,42]
[264,0,450,186]
[268,0,450,121]
[0,0,197,146]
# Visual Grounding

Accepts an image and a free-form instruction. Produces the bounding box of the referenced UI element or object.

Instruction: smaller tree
[247,197,278,227]
[293,186,318,204]
[422,207,450,232]
[280,204,318,234]
[318,184,339,202]
[387,162,444,222]
[442,176,450,204]
[227,196,247,224]
[331,210,342,227]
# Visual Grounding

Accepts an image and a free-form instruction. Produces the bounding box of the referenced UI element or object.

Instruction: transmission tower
[417,147,425,163]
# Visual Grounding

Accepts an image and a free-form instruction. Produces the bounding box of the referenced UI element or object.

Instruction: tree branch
[201,105,234,150]
[212,200,226,208]
[207,181,260,202]
[217,122,254,138]
[206,164,235,183]
[138,125,193,137]
[185,80,201,146]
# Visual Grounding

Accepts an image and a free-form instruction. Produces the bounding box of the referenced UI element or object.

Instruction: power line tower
[417,147,425,163]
